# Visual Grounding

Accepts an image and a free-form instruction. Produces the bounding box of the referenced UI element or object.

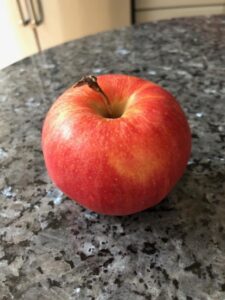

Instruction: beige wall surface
[135,0,225,22]
[136,5,225,22]
[136,0,225,9]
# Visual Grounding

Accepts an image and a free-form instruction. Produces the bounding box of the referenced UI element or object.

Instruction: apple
[42,74,191,215]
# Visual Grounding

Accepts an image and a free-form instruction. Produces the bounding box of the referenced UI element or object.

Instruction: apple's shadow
[69,161,225,248]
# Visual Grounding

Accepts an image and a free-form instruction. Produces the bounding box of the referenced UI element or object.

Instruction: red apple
[42,74,191,215]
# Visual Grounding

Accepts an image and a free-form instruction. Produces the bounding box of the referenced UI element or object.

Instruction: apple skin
[42,74,191,216]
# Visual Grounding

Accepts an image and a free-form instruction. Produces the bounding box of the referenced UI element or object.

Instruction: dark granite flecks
[0,15,225,300]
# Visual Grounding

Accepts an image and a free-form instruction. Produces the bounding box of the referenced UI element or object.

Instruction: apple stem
[73,75,112,117]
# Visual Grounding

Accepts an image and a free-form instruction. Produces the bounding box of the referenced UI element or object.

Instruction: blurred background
[0,0,225,70]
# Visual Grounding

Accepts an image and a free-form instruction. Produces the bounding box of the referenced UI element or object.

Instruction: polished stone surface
[0,15,225,300]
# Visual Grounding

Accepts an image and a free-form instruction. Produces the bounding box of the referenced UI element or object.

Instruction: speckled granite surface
[0,15,225,300]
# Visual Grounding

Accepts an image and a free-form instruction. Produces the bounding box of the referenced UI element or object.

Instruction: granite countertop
[0,15,225,300]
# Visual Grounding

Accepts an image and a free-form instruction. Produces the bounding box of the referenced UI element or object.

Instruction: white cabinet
[0,0,131,69]
[38,0,131,51]
[135,0,225,23]
[0,0,38,69]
